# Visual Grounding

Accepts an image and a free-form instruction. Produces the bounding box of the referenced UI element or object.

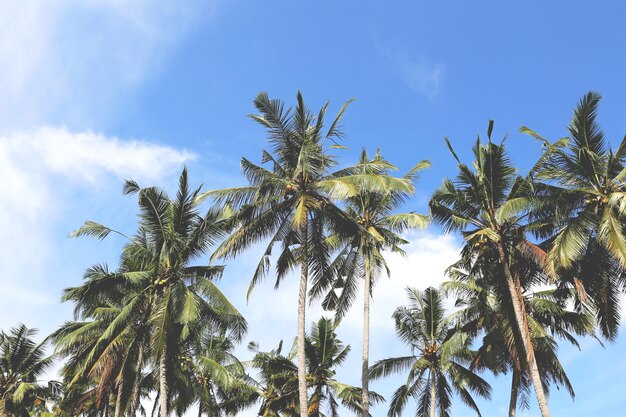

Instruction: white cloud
[0,0,212,130]
[361,232,459,330]
[25,127,194,182]
[399,53,445,99]
[0,128,194,331]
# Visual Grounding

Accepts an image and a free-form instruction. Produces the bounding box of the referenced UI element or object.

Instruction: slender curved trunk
[114,380,124,417]
[361,261,371,417]
[496,243,550,417]
[130,343,145,415]
[297,222,309,417]
[159,344,169,417]
[429,369,436,417]
[509,367,519,417]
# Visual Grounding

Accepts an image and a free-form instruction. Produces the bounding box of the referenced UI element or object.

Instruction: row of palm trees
[2,90,625,417]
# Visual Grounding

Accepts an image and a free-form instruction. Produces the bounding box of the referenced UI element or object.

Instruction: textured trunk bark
[130,343,145,415]
[429,369,436,417]
[509,368,519,417]
[0,398,7,417]
[297,222,309,417]
[159,345,169,417]
[361,262,371,417]
[496,243,551,417]
[114,380,124,417]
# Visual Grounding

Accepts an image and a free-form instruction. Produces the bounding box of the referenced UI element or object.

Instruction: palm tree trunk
[509,367,519,417]
[429,369,436,417]
[0,398,7,417]
[130,343,145,415]
[297,222,309,417]
[496,243,550,417]
[114,380,124,417]
[361,261,371,417]
[159,345,169,417]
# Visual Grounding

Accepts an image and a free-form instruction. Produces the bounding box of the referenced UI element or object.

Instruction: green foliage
[251,318,383,417]
[4,90,626,417]
[523,91,626,339]
[318,149,430,319]
[0,325,55,417]
[56,168,248,417]
[370,288,491,417]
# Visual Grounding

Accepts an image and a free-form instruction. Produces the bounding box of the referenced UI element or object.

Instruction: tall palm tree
[429,123,553,416]
[369,287,491,417]
[522,91,626,339]
[204,92,412,417]
[0,324,55,417]
[318,149,430,416]
[69,168,247,417]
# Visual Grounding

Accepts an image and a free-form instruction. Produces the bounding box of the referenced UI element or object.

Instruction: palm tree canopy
[201,92,414,298]
[318,149,430,319]
[444,261,595,412]
[60,168,248,417]
[370,287,491,417]
[522,91,626,339]
[251,318,383,417]
[0,324,55,417]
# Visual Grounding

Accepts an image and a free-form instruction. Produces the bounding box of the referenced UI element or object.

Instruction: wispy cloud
[0,0,213,130]
[0,128,194,331]
[398,52,446,99]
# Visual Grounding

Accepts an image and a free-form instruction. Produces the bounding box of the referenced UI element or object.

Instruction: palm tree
[318,149,430,416]
[204,92,412,417]
[444,258,595,417]
[251,318,382,417]
[429,122,553,417]
[174,331,257,416]
[369,287,491,417]
[305,317,383,417]
[250,341,300,417]
[53,274,151,417]
[0,324,55,417]
[522,91,626,339]
[69,168,247,417]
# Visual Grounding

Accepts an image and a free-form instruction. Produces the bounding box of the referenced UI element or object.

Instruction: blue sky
[1,1,625,416]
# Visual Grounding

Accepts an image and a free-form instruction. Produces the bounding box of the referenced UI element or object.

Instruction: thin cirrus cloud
[399,53,446,99]
[0,127,195,332]
[0,0,213,130]
[376,41,446,99]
